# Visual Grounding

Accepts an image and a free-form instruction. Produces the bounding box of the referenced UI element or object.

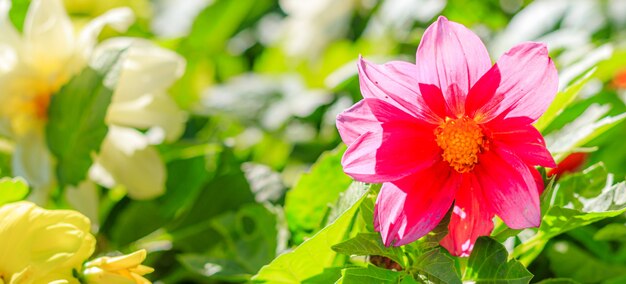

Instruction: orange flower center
[435,116,488,173]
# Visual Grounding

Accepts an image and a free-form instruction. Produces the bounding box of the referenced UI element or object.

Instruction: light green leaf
[284,145,353,243]
[0,177,29,206]
[594,223,626,241]
[545,104,626,162]
[46,50,124,187]
[514,164,626,264]
[464,237,533,284]
[251,185,367,283]
[332,233,405,267]
[535,69,595,132]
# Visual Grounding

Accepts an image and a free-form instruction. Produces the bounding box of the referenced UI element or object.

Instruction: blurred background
[8,0,626,282]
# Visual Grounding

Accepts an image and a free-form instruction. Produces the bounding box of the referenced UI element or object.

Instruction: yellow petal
[0,202,95,282]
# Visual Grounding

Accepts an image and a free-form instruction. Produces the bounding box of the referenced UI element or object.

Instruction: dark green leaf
[338,265,413,284]
[464,237,533,284]
[413,248,461,284]
[546,241,626,283]
[332,233,405,267]
[178,255,251,282]
[46,50,124,187]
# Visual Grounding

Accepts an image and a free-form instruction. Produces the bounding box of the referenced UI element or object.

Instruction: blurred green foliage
[6,0,626,283]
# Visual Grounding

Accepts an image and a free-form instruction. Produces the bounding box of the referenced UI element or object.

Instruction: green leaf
[464,237,533,284]
[7,0,30,32]
[412,248,461,284]
[211,204,280,273]
[178,255,251,282]
[514,164,626,263]
[107,200,169,247]
[284,145,353,243]
[513,164,626,264]
[301,268,343,284]
[46,50,124,187]
[338,265,414,284]
[251,185,367,283]
[535,69,595,132]
[594,223,626,241]
[535,279,581,284]
[177,204,281,281]
[0,177,29,206]
[546,241,626,283]
[544,104,626,162]
[332,233,405,267]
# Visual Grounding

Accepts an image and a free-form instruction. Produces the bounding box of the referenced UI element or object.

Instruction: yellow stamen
[435,116,488,173]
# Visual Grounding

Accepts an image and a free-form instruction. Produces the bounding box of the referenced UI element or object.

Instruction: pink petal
[337,97,421,146]
[416,16,492,116]
[474,147,541,229]
[358,57,443,123]
[486,116,556,168]
[440,174,494,257]
[466,42,558,122]
[341,117,440,183]
[336,100,380,145]
[529,165,546,195]
[374,162,460,246]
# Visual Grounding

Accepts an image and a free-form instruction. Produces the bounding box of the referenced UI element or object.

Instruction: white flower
[0,0,186,200]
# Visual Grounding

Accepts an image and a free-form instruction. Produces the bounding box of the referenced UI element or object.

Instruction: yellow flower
[83,250,154,284]
[0,0,186,200]
[0,201,96,284]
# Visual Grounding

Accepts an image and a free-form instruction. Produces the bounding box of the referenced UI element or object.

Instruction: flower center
[435,116,488,173]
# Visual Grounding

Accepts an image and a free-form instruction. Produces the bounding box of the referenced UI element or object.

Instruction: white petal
[12,130,53,189]
[107,92,187,142]
[23,0,75,76]
[94,38,186,101]
[0,0,20,73]
[93,127,165,200]
[76,7,134,61]
[65,180,100,232]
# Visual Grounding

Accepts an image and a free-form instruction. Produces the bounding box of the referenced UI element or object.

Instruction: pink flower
[336,16,557,257]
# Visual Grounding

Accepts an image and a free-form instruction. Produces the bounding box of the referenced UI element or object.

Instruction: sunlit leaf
[0,177,29,206]
[545,104,626,162]
[284,145,352,243]
[535,69,595,132]
[515,164,626,264]
[251,185,367,283]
